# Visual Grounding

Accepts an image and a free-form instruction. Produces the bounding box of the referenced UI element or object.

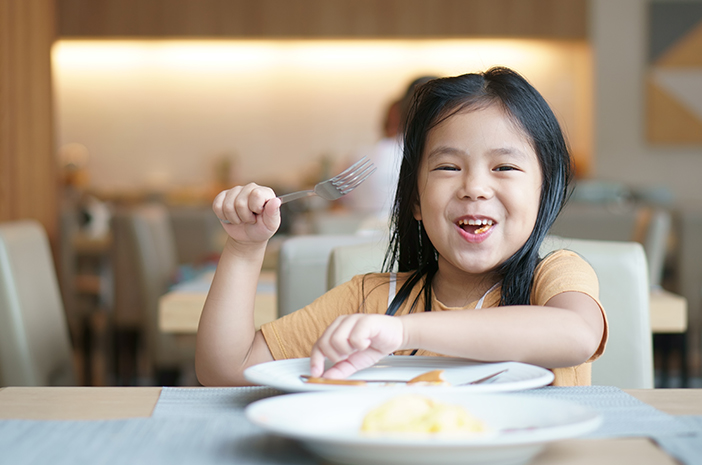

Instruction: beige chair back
[277,234,385,316]
[0,220,76,386]
[112,203,195,384]
[128,204,192,371]
[327,235,654,389]
[541,236,653,388]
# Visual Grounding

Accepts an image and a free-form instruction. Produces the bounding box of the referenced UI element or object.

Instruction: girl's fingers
[309,314,405,379]
[213,187,242,224]
[323,348,385,379]
[248,186,277,215]
[309,347,326,377]
[327,316,369,357]
[310,317,349,375]
[214,184,281,235]
[233,183,262,224]
[261,197,282,232]
[309,315,377,378]
[310,324,347,377]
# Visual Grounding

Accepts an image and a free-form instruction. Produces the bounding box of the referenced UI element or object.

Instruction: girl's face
[413,105,542,281]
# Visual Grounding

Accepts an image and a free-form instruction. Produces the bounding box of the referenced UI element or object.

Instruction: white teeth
[458,218,494,226]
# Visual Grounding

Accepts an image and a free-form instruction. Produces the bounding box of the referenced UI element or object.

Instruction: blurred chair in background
[129,204,196,385]
[552,195,683,386]
[277,234,385,317]
[168,205,224,265]
[110,210,145,385]
[327,236,653,389]
[0,220,76,386]
[59,200,114,386]
[112,204,196,385]
[327,238,389,290]
[641,208,673,289]
[540,236,653,389]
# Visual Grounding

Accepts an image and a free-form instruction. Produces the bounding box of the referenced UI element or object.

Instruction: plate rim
[245,390,603,448]
[244,356,555,393]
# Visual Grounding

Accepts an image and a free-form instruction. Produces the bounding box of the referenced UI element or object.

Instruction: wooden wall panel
[0,0,57,239]
[57,0,588,39]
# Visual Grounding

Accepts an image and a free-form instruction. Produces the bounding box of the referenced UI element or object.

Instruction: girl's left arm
[310,291,603,379]
[402,291,604,368]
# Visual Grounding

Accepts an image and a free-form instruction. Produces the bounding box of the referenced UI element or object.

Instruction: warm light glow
[53,39,565,74]
[52,39,591,190]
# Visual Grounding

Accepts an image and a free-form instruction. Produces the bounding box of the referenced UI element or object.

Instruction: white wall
[53,39,591,193]
[591,0,702,203]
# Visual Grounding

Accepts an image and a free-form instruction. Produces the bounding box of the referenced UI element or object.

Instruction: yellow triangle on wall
[647,77,702,144]
[657,21,702,68]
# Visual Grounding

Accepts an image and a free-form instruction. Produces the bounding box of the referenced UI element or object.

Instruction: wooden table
[0,387,699,465]
[650,289,687,333]
[159,273,688,335]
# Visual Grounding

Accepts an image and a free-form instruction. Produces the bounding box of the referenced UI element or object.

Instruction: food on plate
[406,369,450,386]
[361,394,486,434]
[301,369,451,386]
[301,376,367,386]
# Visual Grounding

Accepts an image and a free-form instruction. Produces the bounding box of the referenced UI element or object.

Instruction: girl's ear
[412,198,422,221]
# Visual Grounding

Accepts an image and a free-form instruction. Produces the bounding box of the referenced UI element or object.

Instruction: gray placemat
[653,416,702,465]
[520,385,694,438]
[0,417,315,465]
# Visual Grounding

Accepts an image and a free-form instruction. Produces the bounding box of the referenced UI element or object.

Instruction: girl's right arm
[195,183,281,386]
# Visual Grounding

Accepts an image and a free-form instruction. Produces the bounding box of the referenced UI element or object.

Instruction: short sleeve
[531,249,608,362]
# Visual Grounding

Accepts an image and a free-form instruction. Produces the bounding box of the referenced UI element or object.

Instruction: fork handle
[277,190,315,204]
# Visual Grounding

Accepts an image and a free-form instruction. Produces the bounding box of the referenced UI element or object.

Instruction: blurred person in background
[343,76,437,222]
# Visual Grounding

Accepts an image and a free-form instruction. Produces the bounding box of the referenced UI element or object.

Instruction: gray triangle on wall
[649,2,702,64]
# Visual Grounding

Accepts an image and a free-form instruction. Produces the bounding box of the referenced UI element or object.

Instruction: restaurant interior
[6,2,702,464]
[2,0,702,390]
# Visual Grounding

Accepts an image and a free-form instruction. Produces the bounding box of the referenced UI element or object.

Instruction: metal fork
[221,157,376,224]
[277,156,376,204]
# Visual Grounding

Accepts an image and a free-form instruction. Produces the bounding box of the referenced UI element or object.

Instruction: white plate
[246,390,601,465]
[244,356,554,393]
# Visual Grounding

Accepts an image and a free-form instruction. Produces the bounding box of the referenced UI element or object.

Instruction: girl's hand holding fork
[212,183,282,247]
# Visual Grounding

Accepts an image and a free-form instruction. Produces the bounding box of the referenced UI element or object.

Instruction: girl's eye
[434,165,459,171]
[494,165,518,172]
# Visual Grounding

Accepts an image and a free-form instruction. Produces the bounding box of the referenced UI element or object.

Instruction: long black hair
[384,67,573,315]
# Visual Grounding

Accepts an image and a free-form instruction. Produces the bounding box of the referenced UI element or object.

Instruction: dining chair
[540,236,653,389]
[0,220,76,386]
[642,208,672,289]
[168,205,223,265]
[277,234,385,317]
[327,235,654,389]
[113,203,196,385]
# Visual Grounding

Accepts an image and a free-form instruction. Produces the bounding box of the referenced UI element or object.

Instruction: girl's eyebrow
[427,146,529,160]
[426,146,465,159]
[487,147,529,160]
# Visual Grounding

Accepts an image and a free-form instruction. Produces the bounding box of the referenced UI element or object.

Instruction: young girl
[196,67,607,387]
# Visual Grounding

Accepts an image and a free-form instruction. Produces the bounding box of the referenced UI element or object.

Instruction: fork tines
[332,157,377,194]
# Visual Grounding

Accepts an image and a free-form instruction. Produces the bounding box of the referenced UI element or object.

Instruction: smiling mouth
[458,218,495,234]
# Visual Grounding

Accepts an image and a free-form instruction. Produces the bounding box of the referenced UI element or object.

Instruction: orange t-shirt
[261,249,608,386]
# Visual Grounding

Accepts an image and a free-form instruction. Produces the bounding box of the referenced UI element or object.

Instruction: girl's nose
[458,171,494,200]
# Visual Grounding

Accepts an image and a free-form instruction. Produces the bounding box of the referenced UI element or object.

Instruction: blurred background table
[159,271,277,333]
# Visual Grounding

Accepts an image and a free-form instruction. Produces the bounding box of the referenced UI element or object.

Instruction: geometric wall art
[647,1,702,144]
